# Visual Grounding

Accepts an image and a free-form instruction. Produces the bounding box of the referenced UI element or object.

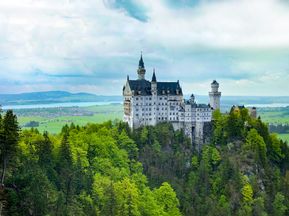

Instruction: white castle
[123,55,221,150]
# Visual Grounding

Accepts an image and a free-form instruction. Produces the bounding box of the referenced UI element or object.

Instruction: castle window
[160,97,162,100]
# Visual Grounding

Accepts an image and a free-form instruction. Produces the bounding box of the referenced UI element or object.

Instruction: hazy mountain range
[0,91,121,106]
[1,91,289,108]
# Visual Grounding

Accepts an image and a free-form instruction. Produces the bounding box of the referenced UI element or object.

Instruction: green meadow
[17,104,123,134]
[258,107,289,142]
[15,104,289,142]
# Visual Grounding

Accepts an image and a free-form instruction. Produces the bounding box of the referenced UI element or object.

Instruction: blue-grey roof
[184,100,211,108]
[152,71,156,82]
[139,55,145,68]
[212,80,218,84]
[193,104,210,108]
[127,79,183,96]
[128,80,151,95]
[156,82,182,95]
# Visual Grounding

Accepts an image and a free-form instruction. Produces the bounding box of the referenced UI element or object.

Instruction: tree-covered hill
[0,107,289,215]
[0,91,121,106]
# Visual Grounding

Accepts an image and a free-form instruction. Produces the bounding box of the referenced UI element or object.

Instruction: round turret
[209,80,221,110]
[211,80,219,92]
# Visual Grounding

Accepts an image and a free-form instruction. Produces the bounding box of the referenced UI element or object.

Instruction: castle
[123,55,221,150]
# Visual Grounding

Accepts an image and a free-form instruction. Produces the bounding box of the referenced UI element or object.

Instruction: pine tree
[36,131,53,167]
[273,192,287,216]
[56,131,74,207]
[0,110,19,186]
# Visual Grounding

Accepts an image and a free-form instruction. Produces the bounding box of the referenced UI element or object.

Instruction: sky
[0,0,289,96]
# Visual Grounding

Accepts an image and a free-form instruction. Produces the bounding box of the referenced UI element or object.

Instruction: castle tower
[137,54,146,80]
[209,80,221,110]
[190,93,195,104]
[151,69,157,94]
[151,69,157,125]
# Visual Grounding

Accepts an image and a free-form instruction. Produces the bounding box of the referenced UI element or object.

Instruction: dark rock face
[203,122,213,144]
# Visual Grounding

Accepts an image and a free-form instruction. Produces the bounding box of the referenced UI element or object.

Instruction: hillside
[0,91,122,105]
[0,107,289,215]
[2,91,289,109]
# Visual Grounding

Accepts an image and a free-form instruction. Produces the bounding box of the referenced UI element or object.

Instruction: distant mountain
[193,95,289,110]
[0,91,122,105]
[1,91,289,108]
[193,95,289,104]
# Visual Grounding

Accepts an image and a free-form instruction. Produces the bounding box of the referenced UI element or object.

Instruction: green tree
[253,196,267,216]
[140,187,163,216]
[56,131,75,207]
[114,178,141,216]
[273,192,287,216]
[0,110,19,186]
[36,131,53,167]
[227,108,244,139]
[153,182,181,216]
[118,130,138,160]
[242,183,253,203]
[245,129,267,165]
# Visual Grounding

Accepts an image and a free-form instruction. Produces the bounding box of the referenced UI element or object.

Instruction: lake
[245,103,289,108]
[2,101,289,110]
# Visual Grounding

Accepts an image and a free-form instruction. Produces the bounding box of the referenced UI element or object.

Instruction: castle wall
[122,58,220,150]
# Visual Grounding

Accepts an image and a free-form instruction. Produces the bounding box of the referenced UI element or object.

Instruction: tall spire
[137,52,146,80]
[139,52,145,69]
[152,68,156,82]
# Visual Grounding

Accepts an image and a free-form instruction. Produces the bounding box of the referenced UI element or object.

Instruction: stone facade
[123,55,221,149]
[209,80,221,110]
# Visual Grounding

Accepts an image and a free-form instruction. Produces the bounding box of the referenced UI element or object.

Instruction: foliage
[0,111,181,215]
[1,106,289,216]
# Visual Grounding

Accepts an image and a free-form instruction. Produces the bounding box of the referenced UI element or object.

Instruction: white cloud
[0,0,289,95]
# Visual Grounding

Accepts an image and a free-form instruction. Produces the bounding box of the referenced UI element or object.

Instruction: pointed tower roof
[152,68,156,82]
[138,53,145,68]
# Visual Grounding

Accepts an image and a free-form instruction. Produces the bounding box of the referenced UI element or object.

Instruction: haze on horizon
[0,0,289,96]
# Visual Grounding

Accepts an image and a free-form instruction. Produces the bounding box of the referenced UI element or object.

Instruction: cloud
[0,0,289,95]
[105,0,148,22]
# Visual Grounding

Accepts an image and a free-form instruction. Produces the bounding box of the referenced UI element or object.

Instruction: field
[12,103,289,143]
[258,107,289,142]
[16,104,123,134]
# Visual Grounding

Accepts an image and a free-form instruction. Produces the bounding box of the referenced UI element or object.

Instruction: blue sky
[0,0,289,96]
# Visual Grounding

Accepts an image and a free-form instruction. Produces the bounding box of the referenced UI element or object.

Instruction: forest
[0,107,289,216]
